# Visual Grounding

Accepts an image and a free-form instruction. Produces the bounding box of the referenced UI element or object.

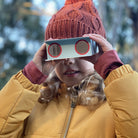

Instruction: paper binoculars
[45,37,98,61]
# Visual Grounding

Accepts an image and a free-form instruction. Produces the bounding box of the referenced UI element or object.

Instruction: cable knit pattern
[45,0,105,40]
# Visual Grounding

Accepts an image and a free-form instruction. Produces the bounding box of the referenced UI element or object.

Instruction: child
[0,0,138,138]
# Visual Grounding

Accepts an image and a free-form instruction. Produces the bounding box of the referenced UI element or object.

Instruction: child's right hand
[32,43,61,76]
[32,43,54,75]
[33,43,47,73]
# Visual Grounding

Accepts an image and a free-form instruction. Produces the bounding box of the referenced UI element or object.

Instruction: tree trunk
[130,8,138,71]
[133,35,138,71]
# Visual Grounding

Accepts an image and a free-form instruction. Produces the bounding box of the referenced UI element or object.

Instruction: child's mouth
[64,70,80,76]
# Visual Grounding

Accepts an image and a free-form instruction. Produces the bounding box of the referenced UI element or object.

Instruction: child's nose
[64,58,75,65]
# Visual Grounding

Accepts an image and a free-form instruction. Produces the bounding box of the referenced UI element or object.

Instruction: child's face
[55,58,94,87]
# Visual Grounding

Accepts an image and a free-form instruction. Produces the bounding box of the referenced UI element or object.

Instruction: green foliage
[0,0,44,89]
[97,0,137,66]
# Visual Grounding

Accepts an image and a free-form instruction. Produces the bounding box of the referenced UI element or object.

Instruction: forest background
[0,0,138,89]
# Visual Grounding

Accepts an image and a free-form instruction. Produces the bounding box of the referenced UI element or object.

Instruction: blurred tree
[97,0,137,66]
[127,1,138,70]
[0,0,44,89]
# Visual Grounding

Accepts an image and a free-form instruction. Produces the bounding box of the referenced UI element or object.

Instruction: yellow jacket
[0,65,138,138]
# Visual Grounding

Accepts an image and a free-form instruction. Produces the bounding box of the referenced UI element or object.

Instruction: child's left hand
[82,34,113,64]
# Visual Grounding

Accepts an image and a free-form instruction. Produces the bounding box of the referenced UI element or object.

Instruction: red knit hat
[45,0,106,40]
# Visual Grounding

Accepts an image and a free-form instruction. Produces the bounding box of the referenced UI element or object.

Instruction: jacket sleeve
[0,71,40,138]
[104,65,138,138]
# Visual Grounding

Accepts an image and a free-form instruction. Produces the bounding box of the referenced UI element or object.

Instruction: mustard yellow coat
[0,65,138,138]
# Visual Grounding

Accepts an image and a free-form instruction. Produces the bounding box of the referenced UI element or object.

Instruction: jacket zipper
[63,101,76,138]
[61,87,78,138]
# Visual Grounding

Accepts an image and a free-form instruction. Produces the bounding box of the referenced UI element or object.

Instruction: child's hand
[82,34,113,64]
[87,34,113,52]
[32,43,61,75]
[33,43,47,73]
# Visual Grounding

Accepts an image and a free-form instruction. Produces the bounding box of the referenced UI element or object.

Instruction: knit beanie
[45,0,106,40]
